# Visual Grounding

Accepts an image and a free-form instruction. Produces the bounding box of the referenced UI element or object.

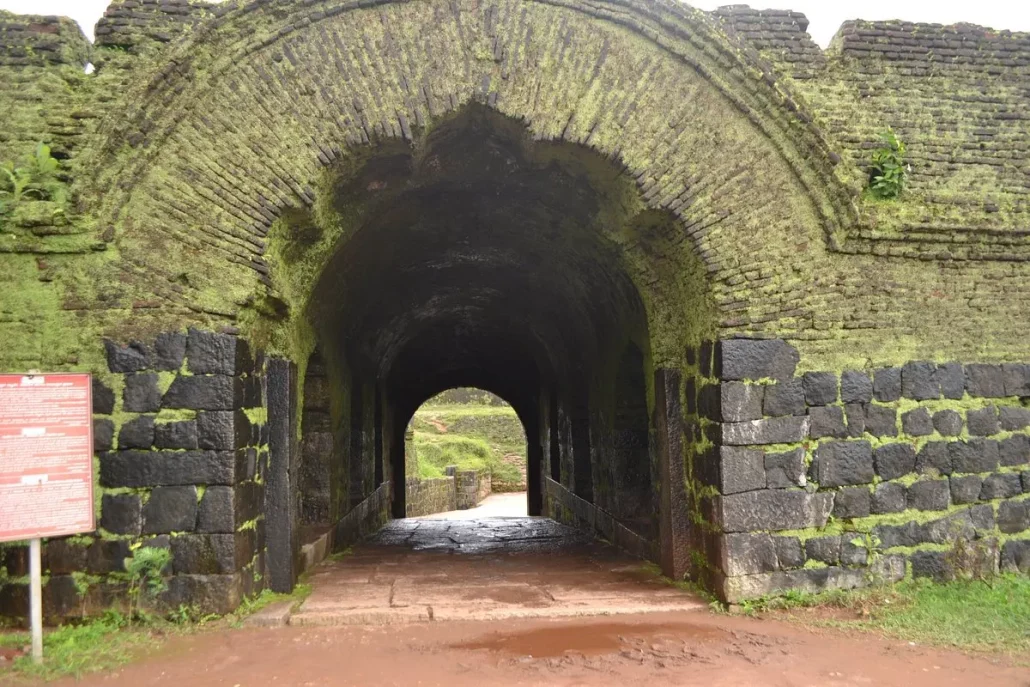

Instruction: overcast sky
[0,0,1028,46]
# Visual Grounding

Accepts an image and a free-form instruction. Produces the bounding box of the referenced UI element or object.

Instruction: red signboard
[0,374,95,544]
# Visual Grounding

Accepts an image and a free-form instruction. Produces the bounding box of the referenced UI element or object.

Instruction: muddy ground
[23,610,1028,687]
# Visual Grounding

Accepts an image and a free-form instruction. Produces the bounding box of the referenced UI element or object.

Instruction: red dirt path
[29,610,1029,687]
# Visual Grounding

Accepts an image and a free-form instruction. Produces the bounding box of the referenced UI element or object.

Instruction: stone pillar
[265,357,299,593]
[654,368,692,581]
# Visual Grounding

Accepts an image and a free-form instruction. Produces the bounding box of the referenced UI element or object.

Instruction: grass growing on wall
[410,392,527,488]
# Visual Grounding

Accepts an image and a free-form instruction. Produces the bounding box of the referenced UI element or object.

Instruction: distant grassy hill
[410,395,527,490]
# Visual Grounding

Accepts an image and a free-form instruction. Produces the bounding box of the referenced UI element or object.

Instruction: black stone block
[980,473,1022,500]
[187,329,238,376]
[999,407,1030,431]
[698,340,714,377]
[198,411,235,450]
[874,520,924,548]
[718,490,834,533]
[171,534,236,574]
[810,441,874,487]
[762,379,805,417]
[153,332,187,371]
[1000,540,1030,573]
[872,368,901,402]
[718,447,766,494]
[901,408,933,436]
[100,450,236,487]
[809,406,847,438]
[840,371,872,404]
[94,419,114,452]
[871,482,906,513]
[916,441,952,475]
[832,486,871,518]
[92,378,115,415]
[773,537,804,569]
[45,539,89,574]
[840,540,869,567]
[998,501,1030,534]
[965,364,1006,398]
[910,551,949,580]
[802,372,837,406]
[234,480,263,526]
[118,415,154,449]
[844,403,866,437]
[873,443,916,480]
[721,416,809,445]
[240,376,264,409]
[123,372,161,413]
[719,382,764,422]
[142,486,198,534]
[805,536,840,564]
[998,435,1028,468]
[950,475,982,504]
[907,480,950,511]
[717,339,799,382]
[967,407,999,436]
[863,404,897,437]
[45,575,82,618]
[765,448,805,488]
[104,339,149,373]
[949,439,999,474]
[934,363,965,400]
[1024,471,1030,493]
[101,493,142,535]
[1002,363,1030,397]
[162,574,240,615]
[719,533,778,576]
[154,421,199,450]
[932,409,963,436]
[197,486,235,533]
[87,539,130,574]
[902,361,939,400]
[163,375,237,410]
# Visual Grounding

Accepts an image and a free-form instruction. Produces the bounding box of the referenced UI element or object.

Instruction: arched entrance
[77,0,859,608]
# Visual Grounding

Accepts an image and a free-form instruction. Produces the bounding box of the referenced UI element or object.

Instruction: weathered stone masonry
[1,0,1030,615]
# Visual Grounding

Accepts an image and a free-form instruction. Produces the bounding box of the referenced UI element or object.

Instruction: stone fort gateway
[1,0,1029,618]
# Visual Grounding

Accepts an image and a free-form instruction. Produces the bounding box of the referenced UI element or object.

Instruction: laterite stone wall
[689,339,1030,602]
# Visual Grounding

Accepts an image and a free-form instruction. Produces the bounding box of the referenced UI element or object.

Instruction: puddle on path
[453,621,726,658]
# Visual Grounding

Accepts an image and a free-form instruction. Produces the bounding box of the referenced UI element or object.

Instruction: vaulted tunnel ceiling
[305,106,656,414]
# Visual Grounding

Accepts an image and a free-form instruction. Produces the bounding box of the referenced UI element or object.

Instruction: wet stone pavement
[288,517,705,626]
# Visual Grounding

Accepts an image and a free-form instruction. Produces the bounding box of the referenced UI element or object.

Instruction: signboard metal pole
[29,537,43,663]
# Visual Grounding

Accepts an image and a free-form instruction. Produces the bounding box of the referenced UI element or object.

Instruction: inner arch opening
[291,105,668,552]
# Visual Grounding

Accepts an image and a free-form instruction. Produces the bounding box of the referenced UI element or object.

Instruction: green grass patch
[742,575,1030,655]
[1,613,155,682]
[411,404,526,485]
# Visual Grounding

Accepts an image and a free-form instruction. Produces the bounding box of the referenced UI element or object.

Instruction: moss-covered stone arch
[73,0,856,364]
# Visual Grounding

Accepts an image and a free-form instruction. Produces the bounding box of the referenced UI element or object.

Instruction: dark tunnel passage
[292,105,665,546]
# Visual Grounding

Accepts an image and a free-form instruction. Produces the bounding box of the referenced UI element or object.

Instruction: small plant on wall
[867,128,907,200]
[0,142,69,228]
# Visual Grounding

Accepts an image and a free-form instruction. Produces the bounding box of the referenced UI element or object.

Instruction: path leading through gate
[288,509,704,626]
